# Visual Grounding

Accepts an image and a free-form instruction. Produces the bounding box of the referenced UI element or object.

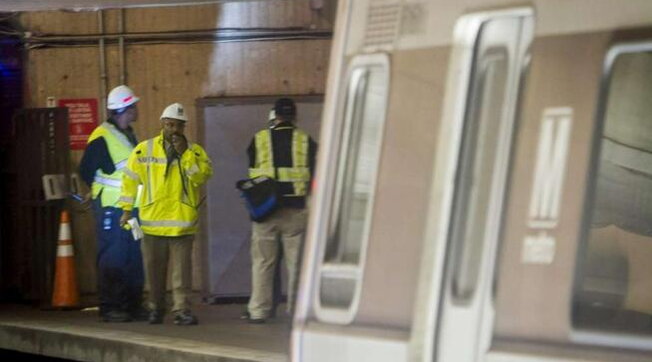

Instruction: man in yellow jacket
[119,103,212,326]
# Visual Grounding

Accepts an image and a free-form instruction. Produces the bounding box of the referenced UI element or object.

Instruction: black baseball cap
[274,98,296,117]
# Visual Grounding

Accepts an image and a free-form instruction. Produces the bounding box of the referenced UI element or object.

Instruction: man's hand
[120,210,132,228]
[171,134,188,155]
[82,191,92,203]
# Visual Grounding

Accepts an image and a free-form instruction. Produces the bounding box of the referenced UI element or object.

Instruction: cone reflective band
[57,244,74,257]
[52,210,80,308]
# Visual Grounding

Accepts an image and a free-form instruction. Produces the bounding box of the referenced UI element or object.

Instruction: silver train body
[291,0,652,361]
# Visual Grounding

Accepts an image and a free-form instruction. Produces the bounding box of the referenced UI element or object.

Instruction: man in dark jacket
[79,85,145,322]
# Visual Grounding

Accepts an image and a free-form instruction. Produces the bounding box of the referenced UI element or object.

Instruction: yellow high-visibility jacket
[119,133,213,236]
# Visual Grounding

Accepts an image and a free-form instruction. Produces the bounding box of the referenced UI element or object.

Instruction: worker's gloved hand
[120,210,132,228]
[171,134,188,155]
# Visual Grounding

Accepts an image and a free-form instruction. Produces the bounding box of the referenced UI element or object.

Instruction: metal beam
[0,0,268,12]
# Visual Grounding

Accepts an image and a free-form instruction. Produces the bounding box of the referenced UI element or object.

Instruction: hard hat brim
[160,116,188,122]
[107,95,140,110]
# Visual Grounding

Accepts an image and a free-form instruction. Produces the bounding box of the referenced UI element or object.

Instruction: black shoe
[240,310,250,320]
[241,309,267,323]
[247,317,266,324]
[103,310,132,323]
[148,310,164,325]
[173,310,198,326]
[130,307,150,322]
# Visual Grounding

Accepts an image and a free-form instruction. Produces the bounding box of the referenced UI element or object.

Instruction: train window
[573,44,652,338]
[447,17,526,303]
[315,53,390,323]
[433,11,533,361]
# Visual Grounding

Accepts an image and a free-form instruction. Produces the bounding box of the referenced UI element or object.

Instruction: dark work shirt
[79,118,137,188]
[247,121,317,208]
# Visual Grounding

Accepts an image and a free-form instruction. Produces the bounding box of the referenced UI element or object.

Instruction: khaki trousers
[248,208,307,319]
[141,234,194,313]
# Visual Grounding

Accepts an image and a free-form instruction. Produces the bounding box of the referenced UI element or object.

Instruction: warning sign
[58,99,99,150]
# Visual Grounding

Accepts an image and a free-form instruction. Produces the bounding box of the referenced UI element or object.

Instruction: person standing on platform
[79,85,146,322]
[245,98,317,323]
[119,103,212,326]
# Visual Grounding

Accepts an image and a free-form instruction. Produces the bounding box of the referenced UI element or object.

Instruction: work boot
[241,310,266,324]
[148,310,164,325]
[247,316,266,324]
[173,310,198,326]
[103,310,132,323]
[240,310,250,320]
[130,306,150,322]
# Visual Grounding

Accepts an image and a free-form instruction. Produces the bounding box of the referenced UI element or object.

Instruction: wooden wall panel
[19,1,334,35]
[118,40,329,141]
[20,11,99,34]
[21,2,332,294]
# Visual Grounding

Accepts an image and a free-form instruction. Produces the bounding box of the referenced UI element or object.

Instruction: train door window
[573,43,652,339]
[315,54,390,323]
[447,16,530,303]
[433,10,533,361]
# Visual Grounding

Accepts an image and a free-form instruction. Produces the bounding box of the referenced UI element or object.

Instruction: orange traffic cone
[51,210,80,308]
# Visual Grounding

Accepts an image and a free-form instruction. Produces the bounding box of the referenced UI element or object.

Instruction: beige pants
[248,208,307,319]
[141,234,194,313]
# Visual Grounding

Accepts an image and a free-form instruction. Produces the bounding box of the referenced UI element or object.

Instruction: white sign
[522,107,573,264]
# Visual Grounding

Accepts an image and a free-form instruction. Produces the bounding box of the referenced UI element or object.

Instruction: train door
[414,8,533,362]
[484,4,652,361]
[487,36,652,361]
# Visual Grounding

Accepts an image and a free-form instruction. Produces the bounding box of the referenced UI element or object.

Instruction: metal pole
[119,9,126,85]
[98,10,107,121]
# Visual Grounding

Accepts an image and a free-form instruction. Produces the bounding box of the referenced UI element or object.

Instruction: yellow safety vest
[119,133,213,236]
[248,128,310,196]
[87,122,135,207]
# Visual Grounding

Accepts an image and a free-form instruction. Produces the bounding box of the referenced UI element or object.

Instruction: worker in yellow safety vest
[79,85,146,323]
[244,98,317,323]
[119,102,212,326]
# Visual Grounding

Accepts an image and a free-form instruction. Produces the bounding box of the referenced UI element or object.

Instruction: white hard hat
[107,85,139,110]
[160,103,188,122]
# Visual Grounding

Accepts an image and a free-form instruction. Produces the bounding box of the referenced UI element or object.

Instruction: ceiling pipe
[24,28,332,46]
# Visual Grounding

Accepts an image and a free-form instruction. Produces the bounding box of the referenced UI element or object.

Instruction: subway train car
[291,0,652,361]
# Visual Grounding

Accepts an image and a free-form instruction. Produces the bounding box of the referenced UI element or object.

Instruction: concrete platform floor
[0,302,290,362]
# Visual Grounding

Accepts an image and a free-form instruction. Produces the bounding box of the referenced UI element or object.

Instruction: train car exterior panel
[494,31,609,341]
[353,46,450,329]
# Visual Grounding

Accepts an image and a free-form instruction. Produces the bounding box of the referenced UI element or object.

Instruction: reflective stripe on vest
[123,167,140,182]
[115,159,127,170]
[146,139,154,204]
[290,130,309,195]
[248,128,310,196]
[94,176,122,188]
[140,219,197,228]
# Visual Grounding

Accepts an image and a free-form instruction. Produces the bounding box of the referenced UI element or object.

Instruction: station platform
[0,302,289,362]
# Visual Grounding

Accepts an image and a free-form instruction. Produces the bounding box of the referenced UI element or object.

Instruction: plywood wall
[20,1,333,294]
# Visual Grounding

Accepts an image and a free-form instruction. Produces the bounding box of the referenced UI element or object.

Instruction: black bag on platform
[236,176,280,222]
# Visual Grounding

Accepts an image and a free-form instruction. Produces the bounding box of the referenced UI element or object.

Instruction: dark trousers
[92,200,144,315]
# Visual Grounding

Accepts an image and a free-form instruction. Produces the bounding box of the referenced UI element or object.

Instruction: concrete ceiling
[0,0,259,12]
